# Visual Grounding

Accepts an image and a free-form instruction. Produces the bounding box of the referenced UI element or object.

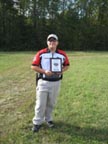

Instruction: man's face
[47,37,58,52]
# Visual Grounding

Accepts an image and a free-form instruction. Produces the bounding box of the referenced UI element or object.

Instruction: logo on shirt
[33,57,36,61]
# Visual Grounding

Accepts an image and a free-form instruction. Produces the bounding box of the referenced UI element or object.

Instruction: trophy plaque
[50,58,62,73]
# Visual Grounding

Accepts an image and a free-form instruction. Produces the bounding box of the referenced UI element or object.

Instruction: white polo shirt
[32,48,69,81]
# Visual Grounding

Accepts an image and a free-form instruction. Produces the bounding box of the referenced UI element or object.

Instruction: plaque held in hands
[50,58,62,73]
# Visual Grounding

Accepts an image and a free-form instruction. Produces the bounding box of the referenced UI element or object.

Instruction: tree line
[0,0,108,51]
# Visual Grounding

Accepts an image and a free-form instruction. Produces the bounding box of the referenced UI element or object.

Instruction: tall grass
[0,52,108,144]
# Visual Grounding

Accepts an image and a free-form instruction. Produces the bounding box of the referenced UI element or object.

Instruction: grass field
[0,51,108,144]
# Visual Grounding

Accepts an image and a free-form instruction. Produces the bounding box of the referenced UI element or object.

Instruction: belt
[41,77,61,82]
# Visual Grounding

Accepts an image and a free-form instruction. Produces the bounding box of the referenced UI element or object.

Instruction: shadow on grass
[54,121,108,143]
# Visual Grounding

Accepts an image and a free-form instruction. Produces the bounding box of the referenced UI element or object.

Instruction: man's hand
[45,70,54,76]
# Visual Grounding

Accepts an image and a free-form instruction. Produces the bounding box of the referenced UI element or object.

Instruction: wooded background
[0,0,108,51]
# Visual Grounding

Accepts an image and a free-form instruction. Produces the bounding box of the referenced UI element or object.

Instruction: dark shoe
[47,121,54,128]
[32,125,41,132]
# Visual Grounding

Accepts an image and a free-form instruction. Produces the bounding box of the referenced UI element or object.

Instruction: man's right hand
[45,70,54,76]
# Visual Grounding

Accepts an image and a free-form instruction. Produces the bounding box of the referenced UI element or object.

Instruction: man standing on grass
[31,34,70,132]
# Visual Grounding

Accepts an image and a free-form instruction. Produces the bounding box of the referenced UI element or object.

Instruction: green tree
[0,0,18,50]
[0,0,108,51]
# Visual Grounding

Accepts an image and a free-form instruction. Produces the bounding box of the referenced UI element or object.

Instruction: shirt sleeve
[63,53,70,66]
[32,52,40,66]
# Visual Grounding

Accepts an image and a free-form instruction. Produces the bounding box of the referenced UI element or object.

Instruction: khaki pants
[33,79,61,125]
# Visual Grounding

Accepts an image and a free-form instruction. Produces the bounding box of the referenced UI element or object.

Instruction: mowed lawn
[0,52,108,144]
